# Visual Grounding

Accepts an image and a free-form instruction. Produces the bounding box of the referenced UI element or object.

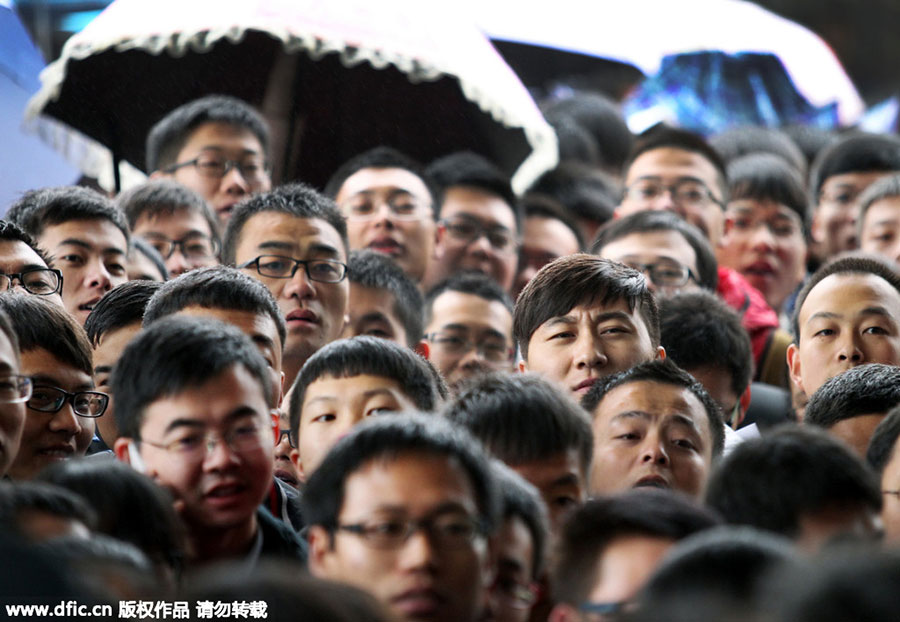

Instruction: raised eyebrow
[56,238,92,250]
[308,243,341,258]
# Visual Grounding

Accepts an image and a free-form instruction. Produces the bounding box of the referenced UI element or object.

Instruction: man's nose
[640,433,669,466]
[574,333,606,369]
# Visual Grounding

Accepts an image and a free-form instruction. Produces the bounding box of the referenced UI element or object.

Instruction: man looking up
[224,183,349,386]
[146,95,272,228]
[7,187,130,326]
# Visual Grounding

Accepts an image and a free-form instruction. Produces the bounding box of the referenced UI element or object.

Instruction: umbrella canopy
[26,0,557,192]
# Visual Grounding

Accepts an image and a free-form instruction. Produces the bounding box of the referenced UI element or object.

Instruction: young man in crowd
[146,95,272,228]
[343,250,424,348]
[289,336,444,482]
[325,147,438,285]
[514,254,664,400]
[0,294,99,479]
[7,186,130,326]
[0,220,65,310]
[582,359,724,500]
[512,195,583,299]
[422,272,515,391]
[0,309,27,479]
[117,179,221,278]
[304,414,499,622]
[857,174,900,265]
[112,316,304,565]
[224,183,350,386]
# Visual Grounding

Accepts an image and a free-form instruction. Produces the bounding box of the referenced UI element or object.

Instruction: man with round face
[512,199,582,300]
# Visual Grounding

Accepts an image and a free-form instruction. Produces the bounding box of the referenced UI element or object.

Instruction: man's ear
[148,170,167,180]
[415,340,430,359]
[518,359,528,373]
[656,345,666,360]
[786,342,804,393]
[547,603,581,622]
[290,447,307,485]
[307,525,335,577]
[810,210,825,244]
[113,437,133,464]
[269,409,280,443]
[433,224,447,259]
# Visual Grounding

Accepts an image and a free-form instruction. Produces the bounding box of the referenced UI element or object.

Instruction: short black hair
[582,359,725,458]
[0,293,92,376]
[805,364,900,429]
[791,255,900,342]
[858,173,900,238]
[424,271,513,327]
[7,186,130,244]
[0,220,54,269]
[514,254,659,359]
[551,489,721,606]
[542,93,634,174]
[0,481,97,534]
[323,146,439,218]
[710,126,806,174]
[521,193,585,251]
[527,161,619,226]
[590,210,719,291]
[426,151,521,231]
[726,153,810,237]
[866,406,900,474]
[444,373,593,477]
[222,183,348,265]
[809,132,900,201]
[348,250,424,347]
[129,237,169,281]
[659,291,752,400]
[111,315,272,439]
[142,265,286,348]
[491,461,549,580]
[116,179,221,248]
[302,413,500,534]
[705,426,882,539]
[625,125,729,202]
[84,280,162,347]
[145,95,270,173]
[289,336,443,441]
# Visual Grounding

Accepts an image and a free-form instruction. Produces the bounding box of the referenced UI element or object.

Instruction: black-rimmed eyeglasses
[0,268,63,296]
[28,385,109,418]
[239,255,348,283]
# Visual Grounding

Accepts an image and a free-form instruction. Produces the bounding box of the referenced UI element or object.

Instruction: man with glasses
[224,183,349,386]
[421,272,515,392]
[113,316,305,566]
[422,152,522,294]
[147,95,272,229]
[118,180,221,278]
[0,220,64,309]
[0,294,100,480]
[305,413,499,622]
[326,147,439,285]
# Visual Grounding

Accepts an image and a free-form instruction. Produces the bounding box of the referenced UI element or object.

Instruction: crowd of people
[4,91,900,621]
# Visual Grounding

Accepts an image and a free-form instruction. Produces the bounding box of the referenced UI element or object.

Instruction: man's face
[589,380,714,498]
[294,374,417,480]
[164,121,271,227]
[861,196,900,265]
[38,219,129,325]
[93,322,142,448]
[485,516,536,622]
[813,171,894,261]
[126,247,166,282]
[424,291,514,387]
[0,332,25,478]
[342,283,408,347]
[336,167,436,283]
[510,449,586,535]
[126,364,274,531]
[133,208,219,278]
[828,414,886,459]
[879,440,900,545]
[617,147,725,246]
[235,213,349,374]
[9,348,94,480]
[513,216,581,300]
[598,230,702,297]
[582,535,675,613]
[0,240,64,308]
[685,365,743,429]
[432,187,519,292]
[788,273,900,398]
[309,452,492,622]
[522,300,662,400]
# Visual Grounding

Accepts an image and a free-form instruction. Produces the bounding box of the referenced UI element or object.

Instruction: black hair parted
[444,373,593,477]
[582,359,725,458]
[809,131,900,201]
[301,413,500,534]
[111,315,272,439]
[222,182,348,265]
[7,186,130,244]
[424,271,513,326]
[726,152,810,236]
[142,265,286,348]
[323,146,440,218]
[590,210,719,291]
[513,254,659,359]
[659,291,752,399]
[145,95,270,173]
[116,179,221,248]
[289,336,443,440]
[791,254,900,342]
[0,220,54,269]
[805,364,900,430]
[867,406,900,474]
[84,280,162,346]
[491,461,549,580]
[551,489,721,606]
[347,250,424,347]
[0,293,92,376]
[705,425,882,539]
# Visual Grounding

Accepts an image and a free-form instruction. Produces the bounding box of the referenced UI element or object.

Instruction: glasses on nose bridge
[27,385,109,418]
[141,234,219,260]
[335,512,485,550]
[439,217,519,254]
[425,331,514,364]
[277,429,296,449]
[238,255,349,283]
[625,178,724,209]
[0,268,63,296]
[164,154,270,186]
[342,195,432,222]
[623,261,697,288]
[138,421,268,461]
